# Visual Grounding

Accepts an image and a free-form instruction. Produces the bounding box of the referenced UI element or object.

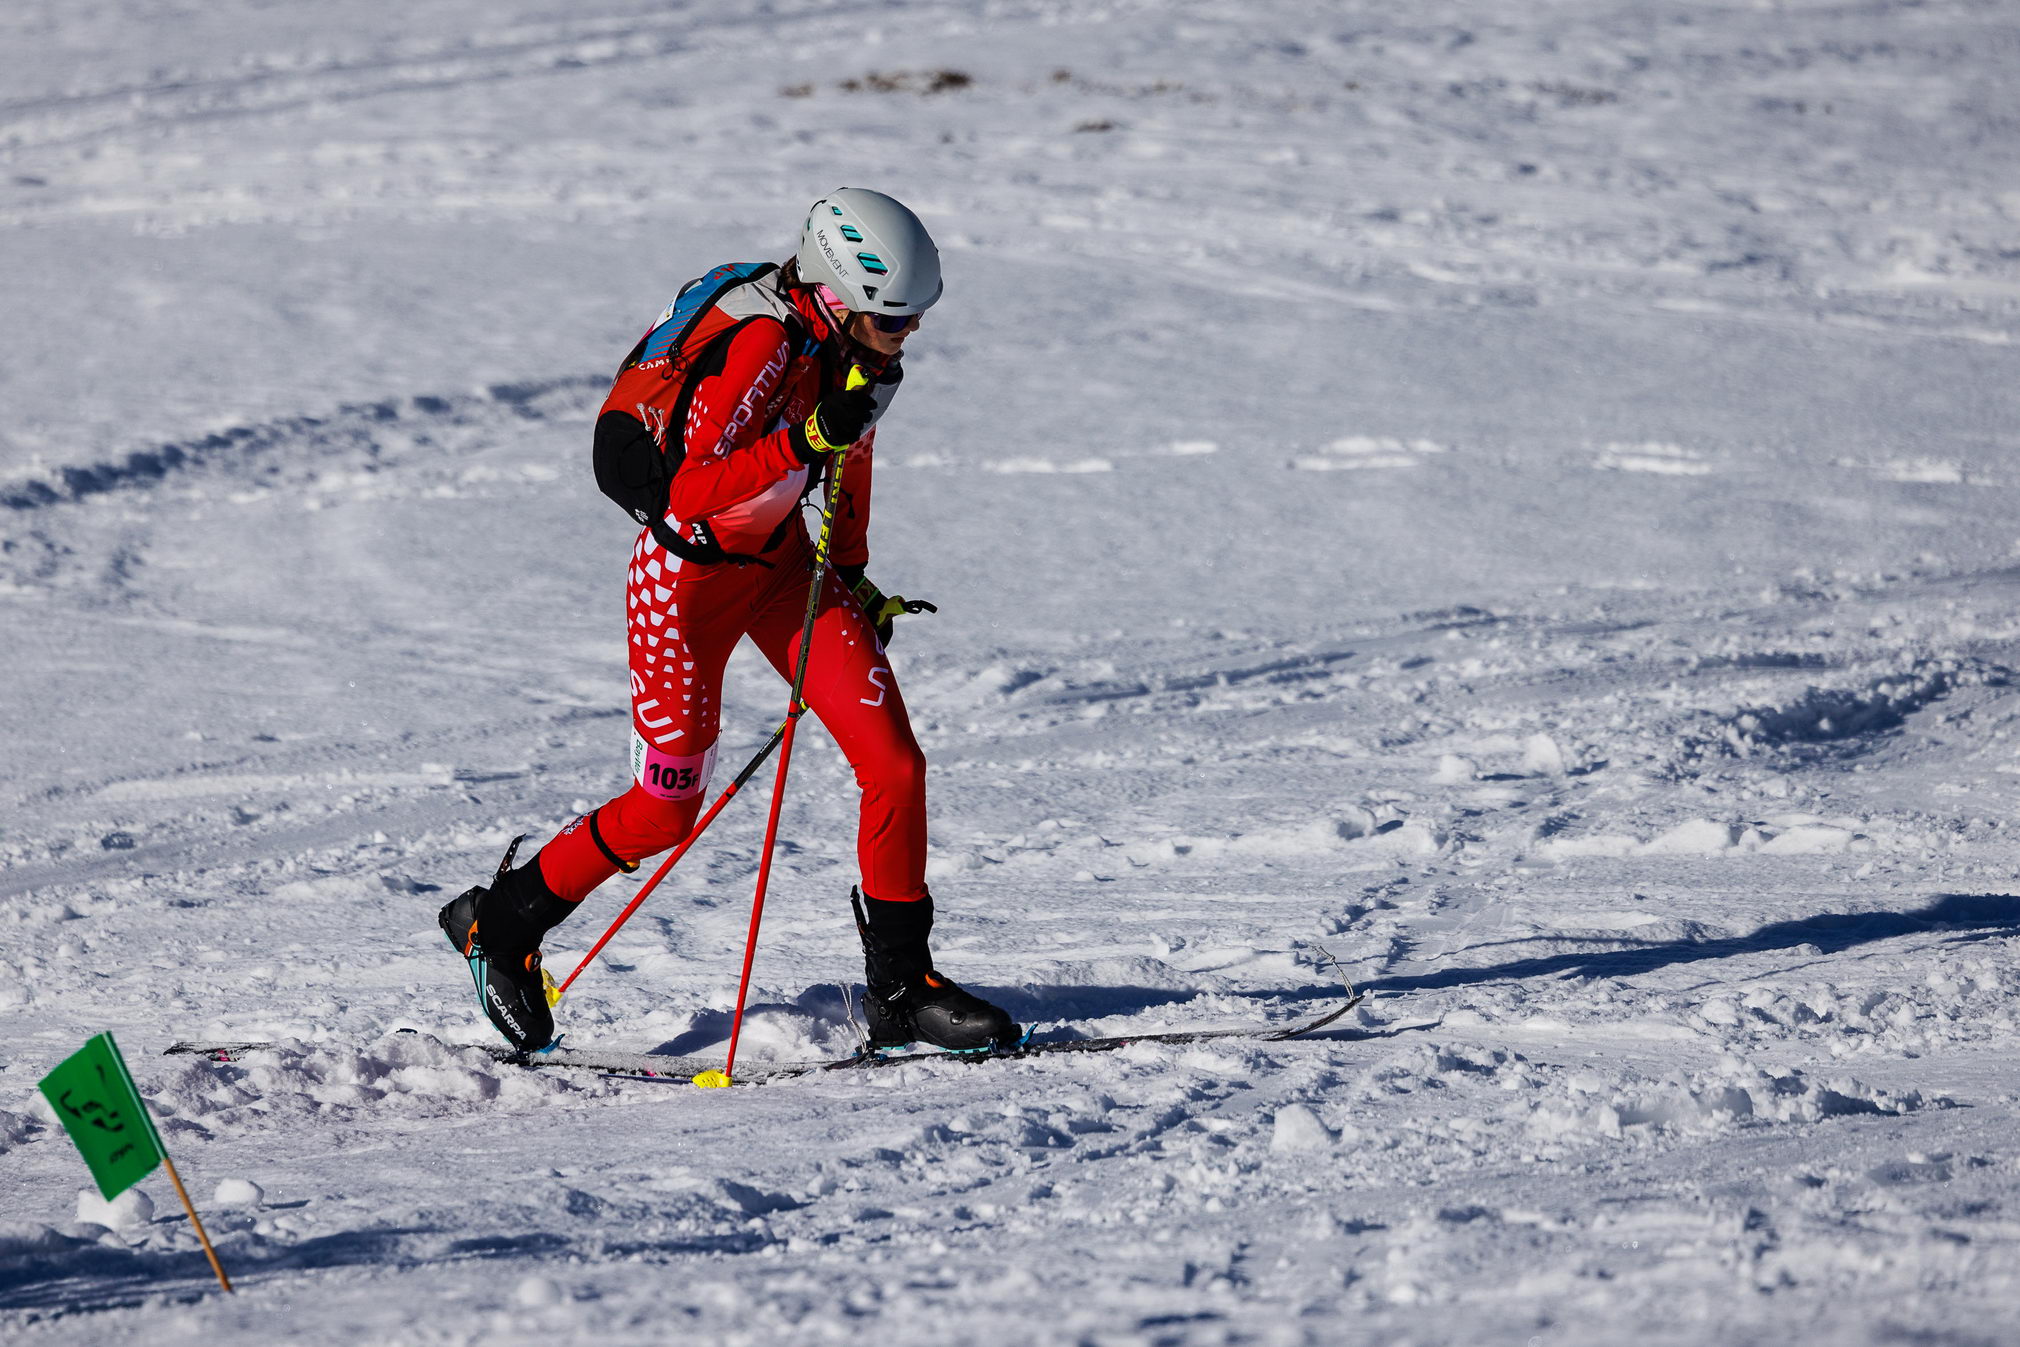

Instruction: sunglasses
[866,312,917,334]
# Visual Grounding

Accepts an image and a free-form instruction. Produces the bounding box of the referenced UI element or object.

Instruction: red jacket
[659,283,876,568]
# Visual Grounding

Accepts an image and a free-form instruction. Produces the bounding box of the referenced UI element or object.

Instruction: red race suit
[534,278,929,905]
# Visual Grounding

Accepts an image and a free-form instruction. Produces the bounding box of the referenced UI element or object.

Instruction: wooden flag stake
[160,1154,233,1293]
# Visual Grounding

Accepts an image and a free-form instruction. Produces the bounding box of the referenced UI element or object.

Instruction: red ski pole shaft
[721,706,806,1078]
[553,715,791,999]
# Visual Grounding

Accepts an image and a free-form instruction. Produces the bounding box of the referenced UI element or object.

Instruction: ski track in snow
[3,0,2020,1343]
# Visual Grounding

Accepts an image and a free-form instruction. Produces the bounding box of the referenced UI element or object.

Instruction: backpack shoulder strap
[621,261,781,375]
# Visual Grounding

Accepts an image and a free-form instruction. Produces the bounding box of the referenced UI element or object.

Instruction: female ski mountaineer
[439,189,1018,1056]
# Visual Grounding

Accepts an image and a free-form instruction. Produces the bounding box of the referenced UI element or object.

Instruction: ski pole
[695,367,866,1088]
[550,714,792,1001]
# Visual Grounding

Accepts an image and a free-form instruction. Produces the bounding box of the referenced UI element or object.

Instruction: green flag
[38,1032,166,1200]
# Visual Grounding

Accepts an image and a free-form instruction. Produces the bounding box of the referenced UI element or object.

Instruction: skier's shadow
[1325,891,2020,1000]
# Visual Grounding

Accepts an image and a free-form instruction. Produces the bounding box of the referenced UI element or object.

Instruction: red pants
[534,528,928,905]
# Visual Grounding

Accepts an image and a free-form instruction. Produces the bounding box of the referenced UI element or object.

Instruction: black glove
[837,565,937,646]
[793,382,877,464]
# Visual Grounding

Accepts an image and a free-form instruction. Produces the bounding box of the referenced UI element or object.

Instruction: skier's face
[848,310,919,358]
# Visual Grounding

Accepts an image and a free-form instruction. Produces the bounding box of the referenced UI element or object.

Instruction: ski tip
[692,1069,732,1089]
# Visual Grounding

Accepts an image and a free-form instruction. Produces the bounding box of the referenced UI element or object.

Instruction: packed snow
[4,0,2020,1342]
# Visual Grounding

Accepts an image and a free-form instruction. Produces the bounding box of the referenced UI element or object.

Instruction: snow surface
[4,0,2020,1342]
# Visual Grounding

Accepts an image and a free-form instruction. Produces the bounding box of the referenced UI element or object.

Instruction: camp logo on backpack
[591,261,803,565]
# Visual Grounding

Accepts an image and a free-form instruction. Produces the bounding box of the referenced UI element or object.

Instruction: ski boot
[438,837,573,1052]
[852,888,1019,1053]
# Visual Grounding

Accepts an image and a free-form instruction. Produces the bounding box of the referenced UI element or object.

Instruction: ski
[164,991,1361,1085]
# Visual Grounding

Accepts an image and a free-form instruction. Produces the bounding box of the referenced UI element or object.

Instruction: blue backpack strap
[632,261,778,369]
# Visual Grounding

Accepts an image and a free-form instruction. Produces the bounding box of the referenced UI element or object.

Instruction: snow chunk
[515,1275,565,1308]
[77,1186,152,1229]
[1521,733,1566,777]
[1433,754,1476,784]
[1271,1103,1337,1153]
[212,1178,265,1208]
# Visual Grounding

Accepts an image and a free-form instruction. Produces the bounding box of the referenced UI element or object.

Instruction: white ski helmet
[796,188,943,315]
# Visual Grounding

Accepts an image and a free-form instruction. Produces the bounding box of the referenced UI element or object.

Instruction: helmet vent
[839,225,864,242]
[856,252,889,275]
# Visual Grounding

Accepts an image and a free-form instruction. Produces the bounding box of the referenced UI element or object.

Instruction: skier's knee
[626,808,694,854]
[599,786,701,856]
[862,740,926,804]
